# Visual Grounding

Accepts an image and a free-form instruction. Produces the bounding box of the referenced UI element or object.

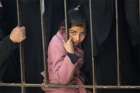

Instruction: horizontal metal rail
[1,83,140,89]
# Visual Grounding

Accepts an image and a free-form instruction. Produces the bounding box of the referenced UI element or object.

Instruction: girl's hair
[61,6,87,29]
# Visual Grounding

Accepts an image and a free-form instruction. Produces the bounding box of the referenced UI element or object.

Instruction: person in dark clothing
[0,0,45,92]
[0,0,26,92]
[124,0,140,46]
[0,26,26,63]
[0,0,26,82]
[0,26,26,93]
[78,0,116,85]
[78,0,140,93]
[123,0,140,85]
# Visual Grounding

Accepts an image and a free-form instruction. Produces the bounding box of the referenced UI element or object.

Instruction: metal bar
[115,0,121,86]
[16,0,21,25]
[64,0,68,39]
[16,0,26,93]
[139,0,140,18]
[40,0,48,84]
[89,0,96,93]
[1,83,140,89]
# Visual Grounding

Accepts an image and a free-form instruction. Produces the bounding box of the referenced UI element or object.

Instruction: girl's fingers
[41,83,48,91]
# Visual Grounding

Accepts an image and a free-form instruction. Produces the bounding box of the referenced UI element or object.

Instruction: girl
[42,7,88,93]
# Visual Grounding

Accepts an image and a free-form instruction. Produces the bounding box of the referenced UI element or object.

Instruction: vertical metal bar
[139,0,140,17]
[16,0,26,93]
[40,0,47,85]
[115,0,121,86]
[64,0,68,39]
[89,0,96,93]
[16,0,21,25]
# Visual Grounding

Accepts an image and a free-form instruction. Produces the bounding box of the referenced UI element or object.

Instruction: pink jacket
[44,30,87,93]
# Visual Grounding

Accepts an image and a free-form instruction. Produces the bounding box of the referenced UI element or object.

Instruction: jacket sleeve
[0,36,17,67]
[48,36,78,84]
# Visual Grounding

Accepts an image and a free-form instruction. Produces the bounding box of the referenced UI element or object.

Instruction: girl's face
[68,25,86,46]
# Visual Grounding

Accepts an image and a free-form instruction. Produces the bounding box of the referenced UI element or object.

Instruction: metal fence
[1,0,140,93]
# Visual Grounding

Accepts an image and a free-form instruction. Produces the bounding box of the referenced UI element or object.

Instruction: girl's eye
[70,31,77,35]
[80,32,86,35]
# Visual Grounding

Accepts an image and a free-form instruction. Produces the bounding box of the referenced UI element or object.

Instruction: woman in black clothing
[0,26,26,81]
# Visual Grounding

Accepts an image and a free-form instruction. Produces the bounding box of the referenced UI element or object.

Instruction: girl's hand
[64,37,74,54]
[40,71,48,91]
